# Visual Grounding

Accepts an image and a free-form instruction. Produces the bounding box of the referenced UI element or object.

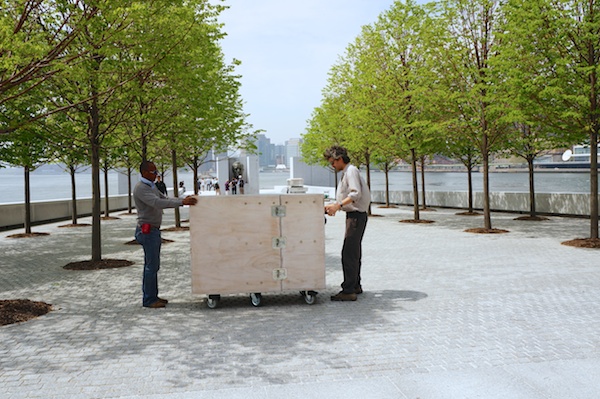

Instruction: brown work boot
[330,291,357,301]
[144,301,166,308]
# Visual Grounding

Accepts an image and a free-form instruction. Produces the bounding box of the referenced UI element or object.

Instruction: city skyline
[255,133,302,167]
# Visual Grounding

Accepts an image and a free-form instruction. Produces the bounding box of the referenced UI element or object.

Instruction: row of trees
[0,1,258,263]
[302,0,600,239]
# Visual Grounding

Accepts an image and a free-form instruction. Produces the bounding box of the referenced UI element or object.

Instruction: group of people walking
[155,175,247,197]
[224,176,245,195]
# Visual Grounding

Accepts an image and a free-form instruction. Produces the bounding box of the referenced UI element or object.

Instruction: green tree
[0,122,50,234]
[499,0,600,239]
[437,0,509,231]
[354,0,439,220]
[439,132,481,214]
[45,111,90,225]
[0,1,137,134]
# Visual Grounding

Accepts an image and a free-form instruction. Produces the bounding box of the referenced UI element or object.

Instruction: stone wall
[0,190,590,231]
[0,195,131,231]
[371,190,589,217]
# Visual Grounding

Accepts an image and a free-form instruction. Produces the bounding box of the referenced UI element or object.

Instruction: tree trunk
[411,148,420,221]
[420,157,426,209]
[70,165,78,224]
[364,150,372,215]
[590,130,598,238]
[171,148,181,227]
[103,165,110,217]
[24,166,31,234]
[127,167,132,213]
[527,157,536,217]
[482,134,492,229]
[193,157,199,194]
[90,105,102,262]
[384,164,390,207]
[588,41,598,239]
[467,166,474,213]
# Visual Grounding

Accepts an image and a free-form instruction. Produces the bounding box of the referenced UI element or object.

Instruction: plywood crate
[189,194,326,302]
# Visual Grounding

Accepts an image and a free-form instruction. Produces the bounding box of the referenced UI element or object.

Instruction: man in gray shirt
[134,161,197,308]
[324,146,370,301]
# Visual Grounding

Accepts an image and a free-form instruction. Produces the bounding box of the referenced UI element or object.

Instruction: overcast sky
[215,0,415,145]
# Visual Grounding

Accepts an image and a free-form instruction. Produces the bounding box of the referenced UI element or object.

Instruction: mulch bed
[63,259,134,270]
[58,223,91,228]
[101,216,121,221]
[562,238,600,248]
[514,216,550,221]
[399,219,435,224]
[465,228,509,234]
[456,211,481,216]
[0,299,52,326]
[161,226,189,232]
[6,232,50,238]
[124,238,174,245]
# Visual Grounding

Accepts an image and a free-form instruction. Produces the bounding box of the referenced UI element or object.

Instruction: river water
[0,166,594,204]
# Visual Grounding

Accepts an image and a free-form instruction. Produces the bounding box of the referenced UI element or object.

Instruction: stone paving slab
[0,204,599,398]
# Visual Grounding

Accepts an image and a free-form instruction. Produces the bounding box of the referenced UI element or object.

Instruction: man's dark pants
[341,211,368,294]
[135,226,162,306]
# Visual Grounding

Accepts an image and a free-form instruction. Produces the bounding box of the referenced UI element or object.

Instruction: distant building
[285,138,302,164]
[274,144,286,166]
[255,134,303,168]
[256,134,273,167]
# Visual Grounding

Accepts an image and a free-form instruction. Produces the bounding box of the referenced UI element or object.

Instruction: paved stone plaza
[1,204,599,398]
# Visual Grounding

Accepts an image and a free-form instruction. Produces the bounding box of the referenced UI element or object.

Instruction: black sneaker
[330,291,357,301]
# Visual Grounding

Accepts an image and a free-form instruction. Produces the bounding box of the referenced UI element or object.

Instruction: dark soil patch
[6,232,50,238]
[63,259,134,270]
[161,226,189,232]
[101,216,121,221]
[377,205,398,208]
[561,238,600,248]
[124,238,174,245]
[465,228,509,234]
[456,211,481,216]
[119,212,136,216]
[419,207,437,212]
[369,214,384,217]
[514,216,550,221]
[399,219,435,224]
[58,223,91,228]
[1,299,52,326]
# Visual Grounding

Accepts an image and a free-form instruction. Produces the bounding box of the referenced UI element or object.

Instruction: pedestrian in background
[238,175,245,194]
[155,175,167,196]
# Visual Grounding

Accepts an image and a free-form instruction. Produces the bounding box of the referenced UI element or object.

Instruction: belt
[346,211,367,218]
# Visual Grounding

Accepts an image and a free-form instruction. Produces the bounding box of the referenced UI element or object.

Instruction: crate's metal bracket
[272,236,287,249]
[271,205,286,217]
[272,268,288,281]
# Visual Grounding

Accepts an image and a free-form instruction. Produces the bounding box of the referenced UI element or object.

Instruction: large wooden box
[189,194,326,301]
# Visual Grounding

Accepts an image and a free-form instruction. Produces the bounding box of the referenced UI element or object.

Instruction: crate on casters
[189,194,326,308]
